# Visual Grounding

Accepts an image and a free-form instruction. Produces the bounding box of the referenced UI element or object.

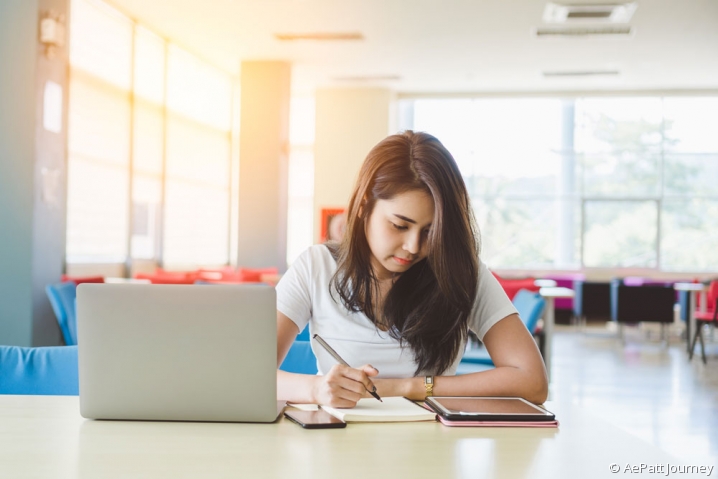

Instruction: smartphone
[284,409,347,429]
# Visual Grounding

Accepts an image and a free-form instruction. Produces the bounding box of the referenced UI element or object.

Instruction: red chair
[134,270,197,285]
[689,280,718,364]
[237,267,279,283]
[491,272,539,300]
[60,275,104,285]
[197,267,238,281]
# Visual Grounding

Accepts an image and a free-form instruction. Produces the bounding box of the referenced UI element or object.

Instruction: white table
[104,277,151,284]
[539,287,575,381]
[674,282,709,353]
[0,395,689,479]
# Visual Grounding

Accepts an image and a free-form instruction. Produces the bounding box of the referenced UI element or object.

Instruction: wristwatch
[424,376,434,398]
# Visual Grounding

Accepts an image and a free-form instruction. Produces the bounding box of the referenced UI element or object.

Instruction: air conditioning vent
[567,10,612,19]
[274,32,364,41]
[535,25,632,36]
[543,2,638,23]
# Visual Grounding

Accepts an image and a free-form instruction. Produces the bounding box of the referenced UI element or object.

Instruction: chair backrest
[61,275,104,285]
[279,340,318,375]
[296,326,310,341]
[491,272,539,300]
[238,267,279,282]
[708,280,718,309]
[573,280,612,318]
[0,346,79,395]
[610,280,675,323]
[512,289,546,333]
[45,282,78,345]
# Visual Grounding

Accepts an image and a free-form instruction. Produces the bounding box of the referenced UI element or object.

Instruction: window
[404,95,718,271]
[67,0,235,269]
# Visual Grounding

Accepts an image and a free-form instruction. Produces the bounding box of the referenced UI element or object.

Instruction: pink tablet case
[437,415,559,428]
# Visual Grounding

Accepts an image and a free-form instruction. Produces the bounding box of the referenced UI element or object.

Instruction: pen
[313,334,383,402]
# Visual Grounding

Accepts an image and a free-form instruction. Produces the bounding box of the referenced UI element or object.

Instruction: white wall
[313,88,396,242]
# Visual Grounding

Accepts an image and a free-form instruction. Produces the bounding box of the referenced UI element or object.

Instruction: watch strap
[424,375,434,397]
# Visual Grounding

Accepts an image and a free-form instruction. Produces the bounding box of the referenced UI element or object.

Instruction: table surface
[674,282,709,291]
[0,395,687,479]
[539,286,575,298]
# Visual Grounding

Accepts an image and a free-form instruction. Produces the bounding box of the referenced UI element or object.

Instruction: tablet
[425,397,555,422]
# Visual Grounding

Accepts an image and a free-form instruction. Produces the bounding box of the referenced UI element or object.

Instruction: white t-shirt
[276,244,517,378]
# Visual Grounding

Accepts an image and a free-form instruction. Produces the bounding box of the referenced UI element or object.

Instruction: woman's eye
[391,223,408,231]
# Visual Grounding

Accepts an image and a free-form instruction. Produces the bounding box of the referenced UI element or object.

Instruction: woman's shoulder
[291,244,337,271]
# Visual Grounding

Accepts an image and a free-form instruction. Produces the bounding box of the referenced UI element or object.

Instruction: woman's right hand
[311,364,379,408]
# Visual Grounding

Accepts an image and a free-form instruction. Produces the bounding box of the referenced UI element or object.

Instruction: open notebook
[319,397,437,423]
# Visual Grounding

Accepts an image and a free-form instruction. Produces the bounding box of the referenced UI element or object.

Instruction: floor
[462,323,718,463]
[553,324,718,463]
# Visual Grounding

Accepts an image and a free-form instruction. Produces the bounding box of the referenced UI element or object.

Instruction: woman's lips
[392,256,412,266]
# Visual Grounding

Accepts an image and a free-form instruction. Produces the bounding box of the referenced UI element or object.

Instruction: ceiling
[107,0,718,95]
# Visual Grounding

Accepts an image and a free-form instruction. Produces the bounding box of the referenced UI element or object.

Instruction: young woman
[276,131,548,407]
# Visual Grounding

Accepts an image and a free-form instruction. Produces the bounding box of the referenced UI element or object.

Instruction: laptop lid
[77,284,279,423]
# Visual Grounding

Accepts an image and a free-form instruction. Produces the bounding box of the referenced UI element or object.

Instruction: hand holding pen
[313,334,383,404]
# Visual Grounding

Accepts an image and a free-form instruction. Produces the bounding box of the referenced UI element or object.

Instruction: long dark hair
[330,131,480,375]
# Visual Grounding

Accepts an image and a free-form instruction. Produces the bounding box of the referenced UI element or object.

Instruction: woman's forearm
[277,370,318,403]
[433,366,548,404]
[375,365,548,405]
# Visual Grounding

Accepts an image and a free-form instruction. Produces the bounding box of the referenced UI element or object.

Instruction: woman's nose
[403,232,421,254]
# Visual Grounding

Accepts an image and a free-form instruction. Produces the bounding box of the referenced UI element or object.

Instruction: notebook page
[321,397,437,422]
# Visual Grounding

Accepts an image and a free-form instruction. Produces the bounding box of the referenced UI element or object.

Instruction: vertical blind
[67,0,234,268]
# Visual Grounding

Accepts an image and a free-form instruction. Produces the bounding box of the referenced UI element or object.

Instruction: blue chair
[461,288,546,367]
[0,346,79,395]
[279,340,318,375]
[45,282,78,345]
[296,326,310,341]
[513,289,546,339]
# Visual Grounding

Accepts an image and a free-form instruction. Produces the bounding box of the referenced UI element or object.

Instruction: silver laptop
[77,283,281,423]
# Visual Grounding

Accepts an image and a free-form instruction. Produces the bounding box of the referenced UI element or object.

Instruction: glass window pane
[579,152,662,197]
[163,182,229,267]
[474,198,558,269]
[167,45,232,131]
[68,74,130,166]
[66,72,130,263]
[413,98,564,191]
[583,201,658,268]
[166,116,229,186]
[663,98,718,153]
[164,114,230,267]
[413,99,475,177]
[66,156,129,261]
[133,100,164,175]
[131,175,161,260]
[69,0,132,91]
[663,154,718,197]
[661,198,718,271]
[575,98,663,153]
[134,26,165,105]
